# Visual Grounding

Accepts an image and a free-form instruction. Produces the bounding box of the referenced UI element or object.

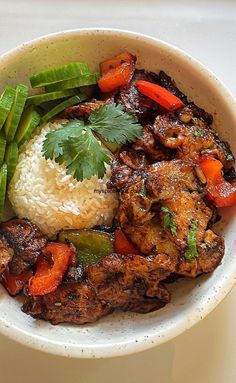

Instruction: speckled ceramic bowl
[0,28,236,358]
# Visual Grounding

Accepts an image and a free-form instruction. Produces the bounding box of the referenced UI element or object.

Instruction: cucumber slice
[0,87,16,130]
[0,163,7,221]
[45,73,99,92]
[4,84,28,142]
[5,142,18,183]
[16,105,41,146]
[41,94,87,123]
[27,89,75,105]
[30,62,90,88]
[0,134,6,167]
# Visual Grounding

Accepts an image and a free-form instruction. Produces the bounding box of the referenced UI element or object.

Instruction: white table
[0,1,236,382]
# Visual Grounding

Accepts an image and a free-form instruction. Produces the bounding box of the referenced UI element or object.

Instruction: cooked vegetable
[161,206,177,236]
[184,220,198,262]
[41,94,87,123]
[0,134,6,167]
[98,51,136,93]
[43,104,143,181]
[0,87,16,130]
[45,73,99,92]
[0,163,7,220]
[5,141,18,183]
[15,105,41,146]
[114,229,140,255]
[199,155,236,207]
[1,268,33,296]
[27,89,75,105]
[30,62,90,88]
[135,80,185,111]
[4,84,28,142]
[29,242,74,296]
[58,229,114,265]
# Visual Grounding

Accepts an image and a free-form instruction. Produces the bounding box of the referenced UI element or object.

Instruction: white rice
[8,120,119,237]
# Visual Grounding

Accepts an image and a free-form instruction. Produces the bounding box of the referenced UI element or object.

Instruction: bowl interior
[0,29,236,358]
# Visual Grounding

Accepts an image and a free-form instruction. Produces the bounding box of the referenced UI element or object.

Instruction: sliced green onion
[184,220,198,262]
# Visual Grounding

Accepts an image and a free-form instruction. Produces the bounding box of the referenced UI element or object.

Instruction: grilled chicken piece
[158,190,212,250]
[22,282,112,325]
[112,156,224,278]
[23,252,175,324]
[88,253,175,312]
[107,155,138,191]
[132,125,170,161]
[152,114,233,166]
[176,230,224,277]
[0,235,14,275]
[0,219,47,275]
[119,216,180,259]
[62,99,107,119]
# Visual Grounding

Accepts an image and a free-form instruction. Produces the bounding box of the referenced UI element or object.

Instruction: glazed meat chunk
[22,282,112,325]
[88,253,175,312]
[0,219,47,274]
[152,113,233,166]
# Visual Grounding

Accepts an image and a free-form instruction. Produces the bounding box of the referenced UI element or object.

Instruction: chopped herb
[43,104,143,182]
[54,302,62,307]
[184,219,198,262]
[201,148,212,154]
[161,206,177,236]
[226,153,234,161]
[194,130,204,137]
[138,179,148,199]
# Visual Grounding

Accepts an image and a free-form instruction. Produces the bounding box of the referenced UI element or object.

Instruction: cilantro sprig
[43,104,143,181]
[161,206,177,236]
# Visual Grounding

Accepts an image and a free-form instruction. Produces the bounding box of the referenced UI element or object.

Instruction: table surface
[0,1,236,382]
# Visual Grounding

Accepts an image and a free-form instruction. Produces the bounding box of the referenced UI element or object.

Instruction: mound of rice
[8,120,119,237]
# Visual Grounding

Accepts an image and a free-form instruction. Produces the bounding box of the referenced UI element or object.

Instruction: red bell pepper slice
[28,242,75,296]
[135,80,185,111]
[1,268,33,296]
[198,155,236,207]
[98,51,136,93]
[114,229,140,255]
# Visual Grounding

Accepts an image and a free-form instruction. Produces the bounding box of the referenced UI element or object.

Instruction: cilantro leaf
[56,127,111,181]
[42,104,143,182]
[184,220,198,262]
[194,130,204,137]
[43,120,85,159]
[161,206,177,236]
[89,103,143,144]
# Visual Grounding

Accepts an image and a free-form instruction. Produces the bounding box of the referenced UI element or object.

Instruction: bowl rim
[0,27,236,359]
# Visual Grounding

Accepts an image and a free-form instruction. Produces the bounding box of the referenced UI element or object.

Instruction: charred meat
[0,219,47,275]
[22,282,112,325]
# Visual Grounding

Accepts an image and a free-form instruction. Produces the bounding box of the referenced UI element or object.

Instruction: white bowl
[0,28,236,358]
